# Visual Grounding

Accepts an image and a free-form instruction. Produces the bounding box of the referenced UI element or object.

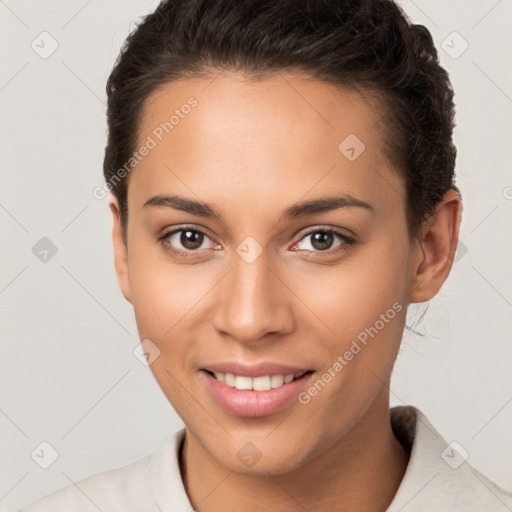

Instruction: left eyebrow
[142,194,374,223]
[280,195,374,221]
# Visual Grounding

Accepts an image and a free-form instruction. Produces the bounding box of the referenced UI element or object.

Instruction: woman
[20,0,512,510]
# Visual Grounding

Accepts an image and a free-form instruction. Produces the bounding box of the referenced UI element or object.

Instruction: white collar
[388,405,512,511]
[149,405,512,511]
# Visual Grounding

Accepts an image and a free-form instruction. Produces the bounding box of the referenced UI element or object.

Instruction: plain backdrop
[1,0,511,510]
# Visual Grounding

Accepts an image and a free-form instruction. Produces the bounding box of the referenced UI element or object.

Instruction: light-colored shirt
[18,405,512,511]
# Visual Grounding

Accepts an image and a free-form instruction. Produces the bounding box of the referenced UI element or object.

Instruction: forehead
[130,71,403,216]
[138,71,387,151]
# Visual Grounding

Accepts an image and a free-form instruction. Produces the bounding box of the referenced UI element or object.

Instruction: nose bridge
[213,246,293,343]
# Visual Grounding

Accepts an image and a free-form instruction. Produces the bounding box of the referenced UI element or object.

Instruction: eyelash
[157,225,355,260]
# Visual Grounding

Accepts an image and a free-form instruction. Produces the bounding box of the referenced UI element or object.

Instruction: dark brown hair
[103,0,458,243]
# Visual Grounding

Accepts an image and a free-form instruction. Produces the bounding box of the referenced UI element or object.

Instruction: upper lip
[202,361,313,378]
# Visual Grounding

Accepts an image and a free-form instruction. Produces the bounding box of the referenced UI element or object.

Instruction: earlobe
[408,189,462,303]
[109,199,132,304]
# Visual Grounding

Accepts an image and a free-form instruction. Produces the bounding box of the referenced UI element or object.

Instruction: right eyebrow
[143,195,225,222]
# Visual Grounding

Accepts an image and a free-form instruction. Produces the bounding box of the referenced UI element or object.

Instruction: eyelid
[294,224,355,243]
[158,223,218,243]
[297,223,357,238]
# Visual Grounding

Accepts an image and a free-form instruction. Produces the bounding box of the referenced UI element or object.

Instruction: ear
[408,189,462,303]
[109,198,132,304]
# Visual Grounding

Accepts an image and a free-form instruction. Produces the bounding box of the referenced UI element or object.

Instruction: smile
[208,370,309,391]
[201,368,315,417]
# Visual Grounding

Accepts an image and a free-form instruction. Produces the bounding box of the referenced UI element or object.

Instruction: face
[112,71,422,474]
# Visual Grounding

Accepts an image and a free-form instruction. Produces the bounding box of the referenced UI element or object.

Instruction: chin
[207,437,311,477]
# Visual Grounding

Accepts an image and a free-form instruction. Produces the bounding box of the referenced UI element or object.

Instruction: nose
[212,248,295,346]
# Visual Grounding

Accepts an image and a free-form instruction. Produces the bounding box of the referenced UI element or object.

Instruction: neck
[180,391,410,512]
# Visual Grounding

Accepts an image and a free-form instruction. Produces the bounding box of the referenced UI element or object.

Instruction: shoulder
[18,428,190,512]
[17,426,193,512]
[18,454,155,512]
[388,405,512,512]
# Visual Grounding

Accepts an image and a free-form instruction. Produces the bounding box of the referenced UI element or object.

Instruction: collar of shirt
[149,405,512,512]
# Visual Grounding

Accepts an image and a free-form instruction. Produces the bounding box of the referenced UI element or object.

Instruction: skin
[110,71,461,511]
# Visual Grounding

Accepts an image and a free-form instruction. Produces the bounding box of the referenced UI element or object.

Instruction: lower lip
[201,370,314,417]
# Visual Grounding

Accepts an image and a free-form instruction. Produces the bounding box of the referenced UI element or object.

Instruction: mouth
[203,369,313,391]
[200,367,315,417]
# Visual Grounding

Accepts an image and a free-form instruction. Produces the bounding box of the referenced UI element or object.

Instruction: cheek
[290,256,408,427]
[127,265,211,398]
[128,238,209,333]
[127,253,211,408]
[291,236,410,413]
[295,239,409,338]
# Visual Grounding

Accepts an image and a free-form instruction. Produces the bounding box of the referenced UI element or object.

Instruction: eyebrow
[143,194,374,222]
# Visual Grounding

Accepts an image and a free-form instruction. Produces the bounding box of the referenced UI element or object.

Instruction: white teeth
[252,376,272,391]
[235,375,253,390]
[270,375,284,388]
[224,372,235,386]
[211,371,305,390]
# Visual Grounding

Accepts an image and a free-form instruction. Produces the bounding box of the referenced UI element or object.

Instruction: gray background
[1,0,511,510]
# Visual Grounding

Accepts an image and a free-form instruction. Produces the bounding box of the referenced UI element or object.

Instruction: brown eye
[178,229,204,250]
[310,231,335,251]
[295,228,351,253]
[158,225,221,259]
